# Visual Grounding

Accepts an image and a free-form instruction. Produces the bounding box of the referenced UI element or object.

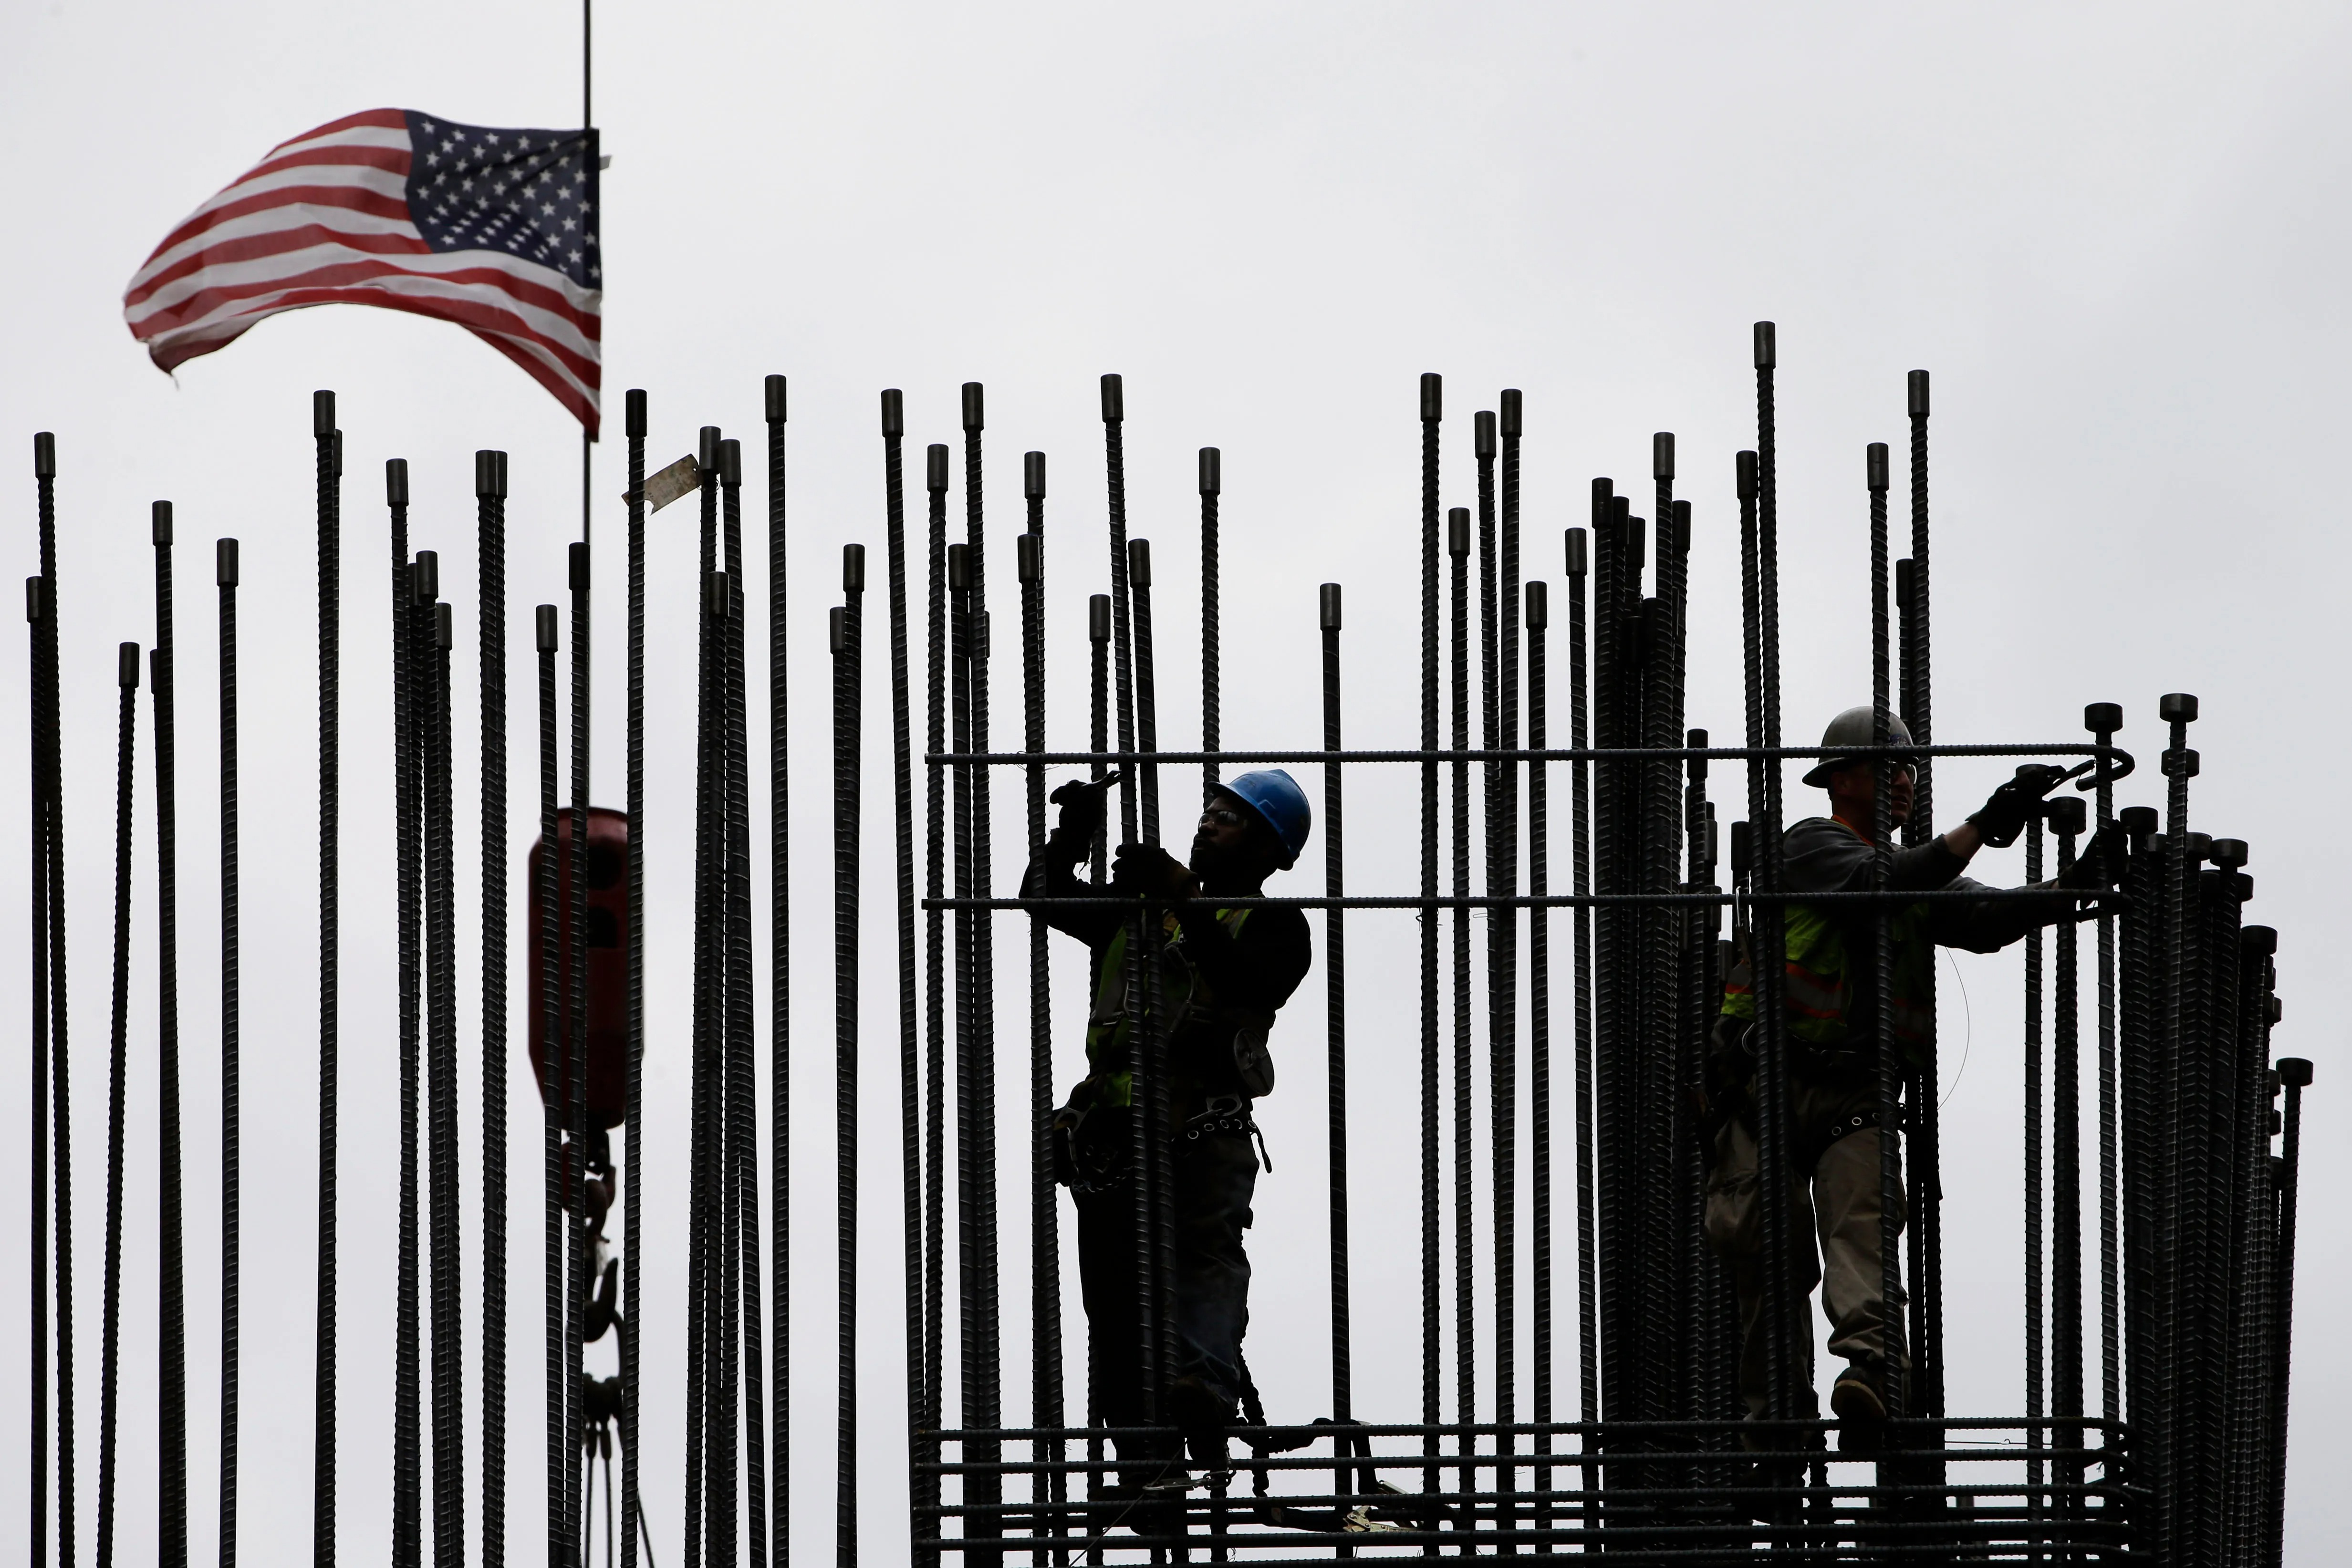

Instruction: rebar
[153,501,187,1568]
[96,640,139,1568]
[480,443,512,1568]
[884,390,925,1568]
[1419,374,1443,1521]
[215,534,240,1568]
[395,539,424,1568]
[836,550,867,1568]
[312,393,342,1568]
[623,391,646,1568]
[766,378,791,1568]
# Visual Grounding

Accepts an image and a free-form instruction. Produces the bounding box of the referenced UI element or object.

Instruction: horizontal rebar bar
[927,742,2127,766]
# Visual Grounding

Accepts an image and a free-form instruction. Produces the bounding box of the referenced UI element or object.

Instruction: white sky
[3,1,2347,1562]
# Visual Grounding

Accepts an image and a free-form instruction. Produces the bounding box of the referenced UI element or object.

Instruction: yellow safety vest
[1084,906,1253,1109]
[1722,861,1936,1060]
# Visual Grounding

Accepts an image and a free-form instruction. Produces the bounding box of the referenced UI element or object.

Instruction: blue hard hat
[1218,768,1312,870]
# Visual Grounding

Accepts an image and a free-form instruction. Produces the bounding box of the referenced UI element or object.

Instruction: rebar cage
[15,333,2309,1568]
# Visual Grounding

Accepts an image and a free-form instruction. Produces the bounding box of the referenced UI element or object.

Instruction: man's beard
[1190,832,1239,882]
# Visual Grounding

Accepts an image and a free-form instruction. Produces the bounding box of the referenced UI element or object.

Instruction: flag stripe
[125,108,600,434]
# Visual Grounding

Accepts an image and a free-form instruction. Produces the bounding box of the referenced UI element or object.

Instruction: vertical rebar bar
[883,391,925,1568]
[686,439,718,1568]
[766,377,791,1568]
[1475,418,1502,1516]
[479,441,512,1568]
[1129,538,1177,1449]
[1447,506,1475,1514]
[1524,577,1551,1547]
[623,393,646,1568]
[312,392,342,1568]
[569,540,594,1568]
[26,455,52,1568]
[96,640,140,1568]
[922,442,949,1567]
[33,431,74,1568]
[1418,374,1443,1518]
[1200,447,1220,798]
[1321,579,1354,1468]
[2052,801,2086,1547]
[1496,392,1522,1510]
[396,543,424,1568]
[541,599,569,1568]
[153,500,187,1568]
[425,588,463,1568]
[2267,1057,2309,1567]
[2086,703,2122,1433]
[1565,519,1595,1526]
[722,436,767,1568]
[1866,442,1906,1431]
[836,550,866,1568]
[215,535,240,1568]
[2026,815,2047,1541]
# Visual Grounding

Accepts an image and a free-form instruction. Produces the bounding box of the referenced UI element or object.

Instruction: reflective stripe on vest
[1085,906,1253,1108]
[1720,829,1936,1057]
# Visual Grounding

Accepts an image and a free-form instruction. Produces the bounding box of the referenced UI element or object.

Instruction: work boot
[1831,1366,1887,1426]
[1167,1373,1235,1438]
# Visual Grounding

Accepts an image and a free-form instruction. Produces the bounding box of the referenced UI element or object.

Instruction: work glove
[1967,764,2070,849]
[2057,822,2131,892]
[1111,841,1196,902]
[1048,774,1117,860]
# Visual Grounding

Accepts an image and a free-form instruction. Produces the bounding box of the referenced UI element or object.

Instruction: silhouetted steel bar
[1129,537,1178,1438]
[1588,482,1622,1440]
[2224,908,2272,1563]
[2155,691,2198,1562]
[1447,504,1475,1513]
[1749,325,1799,1431]
[1475,420,1501,1516]
[1320,579,1355,1487]
[767,377,792,1568]
[395,545,425,1568]
[836,549,867,1568]
[921,440,949,1568]
[1565,519,1595,1533]
[1083,588,1107,1545]
[946,538,981,1554]
[26,449,53,1568]
[686,436,719,1568]
[2052,801,2086,1542]
[882,389,925,1568]
[214,534,240,1568]
[425,588,463,1568]
[541,597,571,1568]
[312,392,342,1568]
[36,435,81,1568]
[1016,451,1066,1554]
[476,440,512,1568]
[96,639,140,1568]
[1201,446,1221,797]
[1416,373,1443,1526]
[2267,1056,2309,1566]
[1904,369,1946,1419]
[1525,577,1552,1547]
[959,377,1006,1556]
[1496,392,1522,1507]
[2087,702,2121,1436]
[2026,815,2047,1541]
[151,499,188,1568]
[622,391,646,1568]
[568,540,594,1568]
[1866,441,1908,1435]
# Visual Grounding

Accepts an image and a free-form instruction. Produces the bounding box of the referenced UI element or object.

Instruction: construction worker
[1707,706,2121,1435]
[1025,768,1314,1498]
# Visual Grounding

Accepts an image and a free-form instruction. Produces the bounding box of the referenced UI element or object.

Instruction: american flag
[125,108,602,433]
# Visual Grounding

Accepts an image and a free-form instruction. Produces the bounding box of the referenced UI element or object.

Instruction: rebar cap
[1908,369,1930,418]
[118,641,141,687]
[947,543,969,590]
[386,458,409,507]
[1096,375,1119,424]
[962,382,987,431]
[435,602,453,650]
[1024,451,1046,500]
[25,577,44,623]
[1564,527,1587,578]
[2084,702,2123,734]
[2159,692,2198,724]
[1475,410,1496,459]
[1420,373,1441,422]
[881,388,902,438]
[927,444,950,494]
[2045,797,2086,836]
[766,375,787,425]
[2278,1057,2313,1087]
[2209,837,2248,870]
[1653,432,1675,481]
[1896,558,1914,609]
[1017,533,1040,582]
[1525,579,1547,629]
[33,432,55,479]
[1687,727,1708,782]
[698,426,722,473]
[413,550,439,604]
[1089,593,1110,642]
[537,605,558,651]
[1448,507,1469,557]
[830,605,846,653]
[1591,477,1614,525]
[333,430,343,478]
[216,539,239,588]
[570,541,590,592]
[1731,820,1753,874]
[843,542,866,593]
[1866,442,1889,492]
[477,449,508,499]
[1499,389,1521,439]
[1198,447,1220,496]
[718,438,742,488]
[2120,805,2158,838]
[1128,539,1151,587]
[2242,924,2277,955]
[625,388,647,439]
[705,571,730,619]
[1753,322,1776,369]
[152,500,172,546]
[1320,582,1342,631]
[312,389,336,436]
[1737,450,1757,502]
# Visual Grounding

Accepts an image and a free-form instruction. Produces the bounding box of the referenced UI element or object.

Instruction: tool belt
[1050,1088,1268,1194]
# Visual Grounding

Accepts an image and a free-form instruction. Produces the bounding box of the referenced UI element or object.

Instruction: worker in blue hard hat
[1023,766,1314,1509]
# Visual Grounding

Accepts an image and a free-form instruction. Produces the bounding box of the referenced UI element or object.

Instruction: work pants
[1072,1126,1259,1475]
[1703,1067,1909,1423]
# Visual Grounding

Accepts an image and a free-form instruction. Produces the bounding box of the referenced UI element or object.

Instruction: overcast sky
[4,2,2348,1562]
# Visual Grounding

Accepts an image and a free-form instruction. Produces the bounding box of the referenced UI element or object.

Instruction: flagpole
[583,0,593,547]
